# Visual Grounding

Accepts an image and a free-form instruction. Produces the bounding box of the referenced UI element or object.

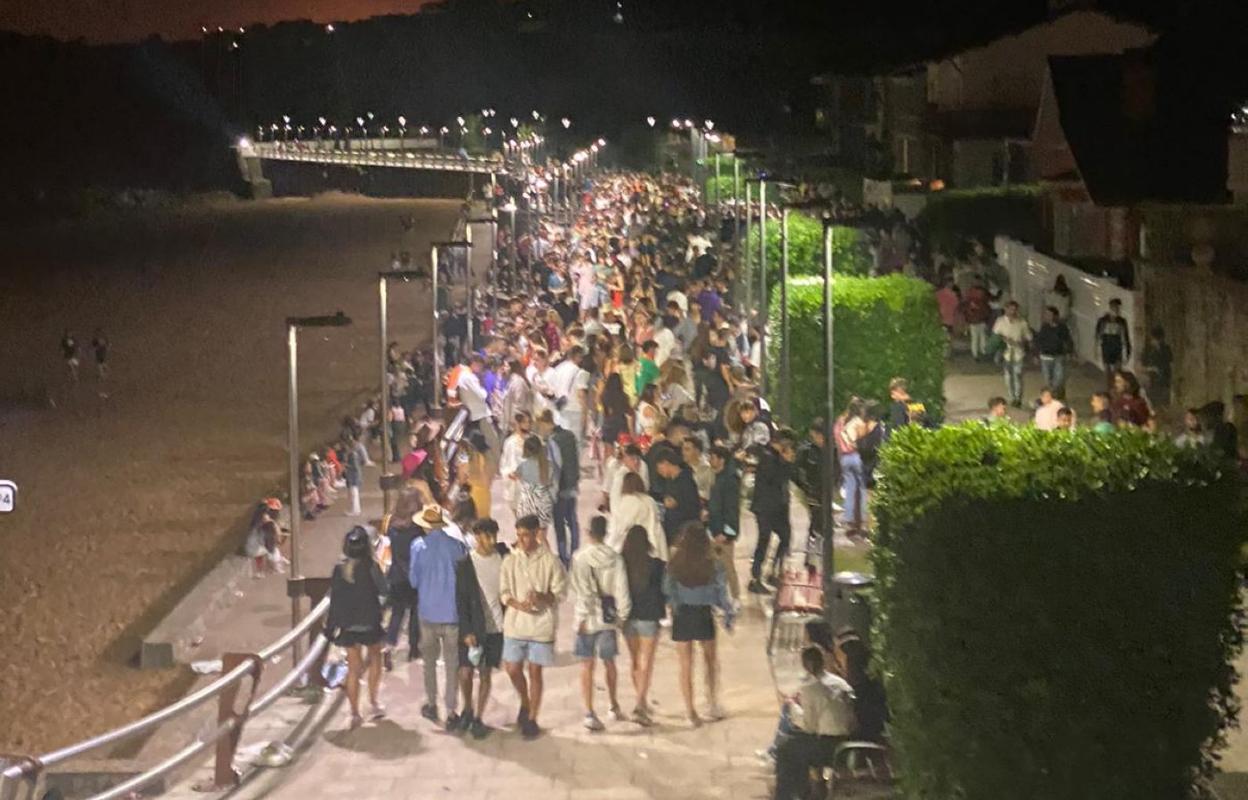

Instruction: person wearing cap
[327,526,389,729]
[409,504,470,729]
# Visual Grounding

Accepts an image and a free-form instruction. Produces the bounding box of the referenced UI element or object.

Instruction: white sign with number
[0,481,16,513]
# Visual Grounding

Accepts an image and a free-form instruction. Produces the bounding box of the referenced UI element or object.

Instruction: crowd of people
[304,168,897,798]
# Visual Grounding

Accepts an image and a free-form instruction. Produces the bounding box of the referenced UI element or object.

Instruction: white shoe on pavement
[584,713,605,732]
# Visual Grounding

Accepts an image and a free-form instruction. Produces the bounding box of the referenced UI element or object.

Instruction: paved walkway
[158,444,807,800]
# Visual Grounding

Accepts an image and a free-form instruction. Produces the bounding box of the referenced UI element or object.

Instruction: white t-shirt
[457,369,491,422]
[470,550,505,633]
[992,315,1032,363]
[550,360,590,416]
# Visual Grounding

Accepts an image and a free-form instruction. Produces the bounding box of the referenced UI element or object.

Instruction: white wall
[994,236,1142,371]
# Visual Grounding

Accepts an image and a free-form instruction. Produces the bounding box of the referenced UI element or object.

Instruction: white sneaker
[706,702,726,721]
[608,705,626,723]
[584,713,605,732]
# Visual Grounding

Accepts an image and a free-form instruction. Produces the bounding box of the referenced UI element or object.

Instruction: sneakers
[705,702,726,722]
[608,705,626,723]
[349,712,364,730]
[369,702,387,721]
[686,712,703,728]
[470,718,491,740]
[747,579,772,595]
[521,719,542,740]
[583,712,605,732]
[420,704,439,723]
[516,707,530,729]
[632,705,654,727]
[382,649,394,672]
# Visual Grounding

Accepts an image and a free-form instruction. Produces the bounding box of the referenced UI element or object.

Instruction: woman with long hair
[327,526,389,728]
[659,360,696,417]
[599,372,633,447]
[499,359,533,431]
[663,522,735,727]
[1111,370,1152,428]
[607,471,667,561]
[620,525,666,726]
[515,434,555,537]
[635,382,666,438]
[834,397,868,538]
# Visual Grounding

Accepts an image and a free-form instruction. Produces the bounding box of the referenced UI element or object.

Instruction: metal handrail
[0,594,332,799]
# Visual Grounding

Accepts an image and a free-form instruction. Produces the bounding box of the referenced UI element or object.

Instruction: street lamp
[378,270,429,510]
[501,199,518,296]
[820,218,837,609]
[561,117,571,129]
[647,116,656,128]
[429,241,471,409]
[285,311,352,658]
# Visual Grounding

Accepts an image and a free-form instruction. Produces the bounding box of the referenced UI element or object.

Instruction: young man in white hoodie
[571,515,633,731]
[500,514,568,739]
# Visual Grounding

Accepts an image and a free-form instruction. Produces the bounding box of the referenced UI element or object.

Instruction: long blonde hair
[523,434,550,484]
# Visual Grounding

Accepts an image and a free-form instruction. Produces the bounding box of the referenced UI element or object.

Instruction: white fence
[993,237,1142,372]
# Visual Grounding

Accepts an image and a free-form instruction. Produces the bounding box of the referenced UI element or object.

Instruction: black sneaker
[445,713,463,733]
[420,704,439,723]
[747,579,772,595]
[407,647,420,662]
[521,719,541,740]
[382,650,394,672]
[471,718,491,740]
[516,707,530,729]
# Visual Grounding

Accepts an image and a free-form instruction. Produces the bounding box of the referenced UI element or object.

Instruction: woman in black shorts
[663,521,736,727]
[327,526,389,729]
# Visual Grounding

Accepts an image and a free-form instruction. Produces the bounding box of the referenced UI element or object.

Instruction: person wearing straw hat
[409,503,469,729]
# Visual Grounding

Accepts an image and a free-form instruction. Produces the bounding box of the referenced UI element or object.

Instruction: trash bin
[825,570,874,647]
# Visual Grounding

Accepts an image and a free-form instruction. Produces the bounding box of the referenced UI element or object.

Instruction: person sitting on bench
[773,646,856,799]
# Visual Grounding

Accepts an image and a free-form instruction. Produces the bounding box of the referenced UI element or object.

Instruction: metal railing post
[211,653,263,790]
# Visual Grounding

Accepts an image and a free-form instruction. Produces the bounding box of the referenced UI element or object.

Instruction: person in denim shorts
[571,516,632,731]
[618,524,666,725]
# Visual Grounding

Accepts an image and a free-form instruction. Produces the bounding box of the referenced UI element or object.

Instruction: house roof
[1048,50,1229,205]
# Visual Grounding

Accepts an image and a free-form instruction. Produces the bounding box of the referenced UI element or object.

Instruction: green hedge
[919,185,1045,256]
[873,424,1246,800]
[747,212,871,277]
[766,274,945,431]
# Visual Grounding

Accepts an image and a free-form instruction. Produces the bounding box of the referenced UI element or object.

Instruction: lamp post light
[468,215,500,318]
[733,154,742,263]
[780,206,792,423]
[378,271,429,511]
[502,199,518,296]
[561,117,571,129]
[820,218,837,610]
[646,116,656,128]
[429,241,471,409]
[439,126,449,149]
[285,311,352,659]
[741,180,753,314]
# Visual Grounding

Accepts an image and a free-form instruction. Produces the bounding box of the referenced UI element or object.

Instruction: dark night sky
[0,0,436,43]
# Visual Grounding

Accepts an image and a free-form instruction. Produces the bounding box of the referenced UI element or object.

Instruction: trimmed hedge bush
[919,185,1045,256]
[766,274,945,431]
[745,212,872,278]
[873,424,1246,800]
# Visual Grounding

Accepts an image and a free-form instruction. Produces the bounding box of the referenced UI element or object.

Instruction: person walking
[992,300,1032,407]
[538,409,581,568]
[515,434,556,542]
[834,400,868,539]
[961,280,991,360]
[706,445,741,601]
[327,526,389,729]
[571,515,632,731]
[382,493,423,668]
[1034,306,1074,399]
[343,437,363,517]
[409,504,469,729]
[653,450,701,550]
[91,328,108,381]
[455,518,508,739]
[1095,298,1132,383]
[500,514,568,740]
[665,522,735,727]
[619,524,665,726]
[60,330,80,383]
[749,429,796,593]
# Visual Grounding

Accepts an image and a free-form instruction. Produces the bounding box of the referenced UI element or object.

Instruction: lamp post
[820,219,837,608]
[429,241,471,409]
[733,155,742,265]
[780,206,792,423]
[378,271,429,511]
[741,181,752,311]
[286,311,352,660]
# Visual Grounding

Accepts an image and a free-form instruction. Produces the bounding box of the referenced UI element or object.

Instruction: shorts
[622,618,660,639]
[573,629,618,660]
[502,637,555,667]
[334,626,385,648]
[672,605,716,643]
[458,632,504,670]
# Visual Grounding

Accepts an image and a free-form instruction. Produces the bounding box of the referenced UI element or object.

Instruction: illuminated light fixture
[419,126,429,135]
[704,119,714,130]
[282,115,291,124]
[398,115,406,127]
[318,116,327,126]
[597,138,606,146]
[684,118,694,128]
[237,136,251,148]
[671,119,681,129]
[456,116,465,126]
[532,110,541,120]
[356,117,364,127]
[510,117,520,128]
[440,126,449,134]
[561,117,571,129]
[238,27,245,33]
[367,112,375,120]
[647,116,656,127]
[591,144,599,153]
[201,26,208,33]
[483,127,493,135]
[325,23,335,32]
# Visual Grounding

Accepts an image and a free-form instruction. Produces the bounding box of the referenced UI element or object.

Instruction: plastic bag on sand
[191,659,223,675]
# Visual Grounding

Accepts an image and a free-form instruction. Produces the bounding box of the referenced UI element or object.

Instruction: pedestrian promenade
[159,451,792,800]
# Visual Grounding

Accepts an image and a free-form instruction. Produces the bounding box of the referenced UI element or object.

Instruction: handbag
[591,566,618,625]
